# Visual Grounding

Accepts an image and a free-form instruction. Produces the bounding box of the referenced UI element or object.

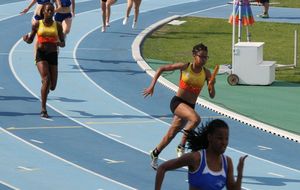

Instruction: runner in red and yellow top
[37,19,59,44]
[23,2,65,118]
[179,62,206,95]
[143,43,216,170]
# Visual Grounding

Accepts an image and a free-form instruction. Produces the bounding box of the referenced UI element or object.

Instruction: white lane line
[17,166,39,172]
[103,158,125,164]
[0,1,29,7]
[6,126,82,130]
[242,187,252,190]
[112,112,124,116]
[86,120,155,125]
[228,147,300,174]
[10,50,32,53]
[108,133,122,138]
[0,12,33,22]
[183,4,229,16]
[0,180,20,190]
[268,172,285,178]
[30,139,44,144]
[258,145,272,150]
[1,127,137,190]
[41,117,54,121]
[76,47,120,51]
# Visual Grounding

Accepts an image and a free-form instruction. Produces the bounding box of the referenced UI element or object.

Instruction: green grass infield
[142,17,300,83]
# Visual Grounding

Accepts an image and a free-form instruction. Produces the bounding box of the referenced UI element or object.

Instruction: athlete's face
[208,127,229,154]
[43,4,55,18]
[194,50,209,66]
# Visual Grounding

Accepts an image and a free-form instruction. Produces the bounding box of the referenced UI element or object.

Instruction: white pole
[246,26,250,42]
[232,0,236,70]
[294,30,298,67]
[238,0,242,42]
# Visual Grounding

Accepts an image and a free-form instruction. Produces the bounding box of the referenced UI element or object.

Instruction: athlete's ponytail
[187,119,229,151]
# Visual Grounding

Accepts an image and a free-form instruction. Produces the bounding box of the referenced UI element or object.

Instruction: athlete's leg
[155,115,186,153]
[100,0,107,32]
[123,0,133,25]
[36,60,50,115]
[62,17,72,36]
[106,0,115,25]
[174,103,201,147]
[133,0,141,23]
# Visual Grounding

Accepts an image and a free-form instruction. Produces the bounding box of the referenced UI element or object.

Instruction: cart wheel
[227,74,239,86]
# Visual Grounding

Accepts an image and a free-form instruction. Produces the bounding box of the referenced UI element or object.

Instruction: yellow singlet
[179,63,206,94]
[37,20,58,44]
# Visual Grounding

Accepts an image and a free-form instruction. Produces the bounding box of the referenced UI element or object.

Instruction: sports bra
[179,63,206,94]
[188,149,228,190]
[37,20,58,44]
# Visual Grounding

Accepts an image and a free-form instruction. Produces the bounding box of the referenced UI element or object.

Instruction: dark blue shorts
[54,13,72,22]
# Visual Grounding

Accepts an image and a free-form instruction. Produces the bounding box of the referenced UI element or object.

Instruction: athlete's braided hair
[187,119,229,151]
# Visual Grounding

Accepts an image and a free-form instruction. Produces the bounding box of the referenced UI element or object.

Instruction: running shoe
[176,145,185,157]
[123,17,128,25]
[101,26,106,32]
[257,13,269,18]
[150,151,158,170]
[40,111,49,118]
[132,21,137,29]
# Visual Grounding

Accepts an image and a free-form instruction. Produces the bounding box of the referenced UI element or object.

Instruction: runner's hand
[143,87,154,98]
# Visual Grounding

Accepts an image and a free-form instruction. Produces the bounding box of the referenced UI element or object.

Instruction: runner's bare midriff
[176,88,199,104]
[56,6,71,13]
[34,4,43,15]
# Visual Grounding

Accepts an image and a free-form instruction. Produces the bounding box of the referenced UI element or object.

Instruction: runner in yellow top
[23,2,65,118]
[37,20,59,44]
[179,62,206,94]
[143,43,216,169]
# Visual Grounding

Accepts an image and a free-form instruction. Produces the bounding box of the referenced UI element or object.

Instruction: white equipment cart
[227,42,276,85]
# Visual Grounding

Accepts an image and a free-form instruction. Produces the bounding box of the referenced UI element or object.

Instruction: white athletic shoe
[123,17,128,25]
[150,151,158,170]
[101,26,106,32]
[132,21,137,29]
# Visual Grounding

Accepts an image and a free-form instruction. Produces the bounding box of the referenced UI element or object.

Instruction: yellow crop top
[37,20,58,44]
[179,63,206,94]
